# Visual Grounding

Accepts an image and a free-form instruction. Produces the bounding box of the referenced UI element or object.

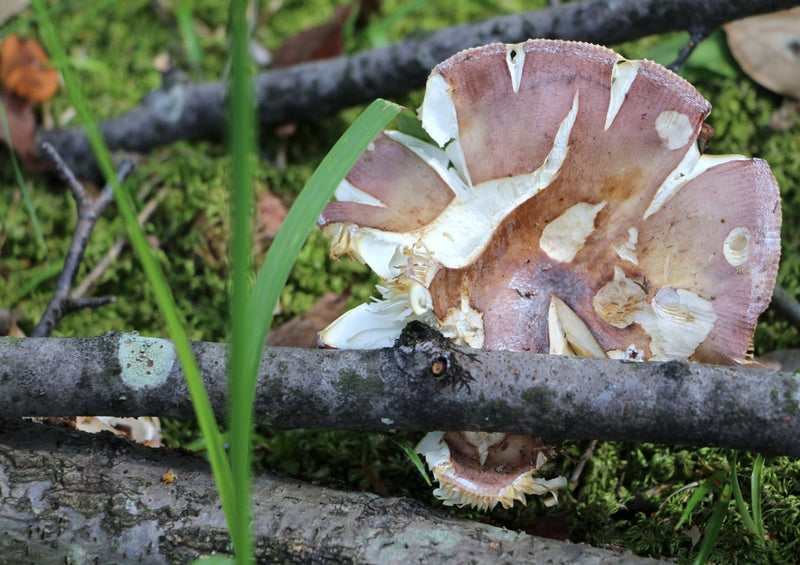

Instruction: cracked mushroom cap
[318,40,781,509]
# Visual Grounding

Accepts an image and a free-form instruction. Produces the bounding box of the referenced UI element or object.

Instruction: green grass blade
[31,0,236,541]
[176,0,203,76]
[675,470,727,531]
[228,0,256,561]
[363,0,428,48]
[393,439,431,485]
[730,452,759,536]
[751,454,766,539]
[241,98,402,391]
[0,102,46,257]
[693,481,731,565]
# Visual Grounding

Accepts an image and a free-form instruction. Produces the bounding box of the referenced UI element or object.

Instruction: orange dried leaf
[0,33,59,103]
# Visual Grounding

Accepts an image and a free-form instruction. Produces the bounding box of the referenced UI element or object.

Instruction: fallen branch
[0,418,660,564]
[30,144,133,337]
[2,323,798,457]
[37,0,800,181]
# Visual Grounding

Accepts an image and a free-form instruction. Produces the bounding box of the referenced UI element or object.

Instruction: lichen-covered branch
[2,328,798,457]
[37,0,800,181]
[0,418,659,564]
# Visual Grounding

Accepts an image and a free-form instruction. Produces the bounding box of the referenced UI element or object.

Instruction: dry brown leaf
[725,7,800,98]
[0,33,59,103]
[0,91,37,165]
[267,292,349,348]
[272,5,353,68]
[254,190,289,250]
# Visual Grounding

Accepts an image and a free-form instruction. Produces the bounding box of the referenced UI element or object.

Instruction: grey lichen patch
[118,333,175,389]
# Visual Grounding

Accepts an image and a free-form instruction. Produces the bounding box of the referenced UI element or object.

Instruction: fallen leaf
[0,91,37,165]
[724,7,800,98]
[0,33,59,103]
[267,292,349,347]
[272,5,353,68]
[254,190,289,251]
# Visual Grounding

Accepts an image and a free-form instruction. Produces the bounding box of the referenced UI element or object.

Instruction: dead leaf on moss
[0,91,37,166]
[724,7,800,98]
[272,5,353,68]
[254,190,289,251]
[267,292,349,347]
[1,33,59,103]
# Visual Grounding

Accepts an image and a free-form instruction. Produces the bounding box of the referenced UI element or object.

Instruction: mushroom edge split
[316,39,782,511]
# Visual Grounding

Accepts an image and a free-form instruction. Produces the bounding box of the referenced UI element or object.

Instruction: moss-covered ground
[1,1,799,562]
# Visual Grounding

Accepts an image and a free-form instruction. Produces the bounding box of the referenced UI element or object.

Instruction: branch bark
[2,326,798,457]
[37,0,800,182]
[0,418,661,564]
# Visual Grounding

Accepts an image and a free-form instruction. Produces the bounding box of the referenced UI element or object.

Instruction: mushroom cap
[318,39,782,509]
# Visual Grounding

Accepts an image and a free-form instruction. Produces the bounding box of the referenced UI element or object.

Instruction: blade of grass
[224,98,401,556]
[230,97,401,557]
[0,102,46,257]
[176,0,203,77]
[693,481,731,565]
[242,98,401,388]
[730,452,760,536]
[31,0,237,545]
[751,454,766,539]
[674,470,727,531]
[228,0,256,561]
[393,439,431,485]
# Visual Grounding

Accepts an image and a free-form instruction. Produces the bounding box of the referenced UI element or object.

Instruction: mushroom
[318,40,782,510]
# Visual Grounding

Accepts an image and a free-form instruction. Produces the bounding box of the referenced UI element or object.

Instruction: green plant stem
[751,454,766,540]
[730,452,760,537]
[241,99,402,394]
[31,0,237,543]
[693,481,731,565]
[227,0,256,561]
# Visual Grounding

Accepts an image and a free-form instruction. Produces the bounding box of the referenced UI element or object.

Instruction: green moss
[2,4,800,562]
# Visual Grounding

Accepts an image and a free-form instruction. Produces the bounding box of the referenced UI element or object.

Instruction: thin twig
[667,27,709,72]
[31,143,134,337]
[570,439,599,491]
[72,187,165,299]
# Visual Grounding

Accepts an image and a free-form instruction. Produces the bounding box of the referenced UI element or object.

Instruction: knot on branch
[394,321,476,391]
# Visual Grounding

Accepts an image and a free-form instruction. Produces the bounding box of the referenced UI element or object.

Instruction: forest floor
[1,1,800,562]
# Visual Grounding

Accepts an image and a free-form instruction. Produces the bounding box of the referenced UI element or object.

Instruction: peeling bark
[36,0,800,182]
[1,329,798,457]
[0,418,663,564]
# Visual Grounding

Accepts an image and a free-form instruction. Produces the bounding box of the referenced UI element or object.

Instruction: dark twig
[667,26,709,72]
[31,143,134,337]
[37,0,800,182]
[570,439,599,491]
[771,284,800,331]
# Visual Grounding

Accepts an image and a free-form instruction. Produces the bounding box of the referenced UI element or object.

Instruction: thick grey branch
[37,0,800,181]
[1,332,798,457]
[0,418,659,564]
